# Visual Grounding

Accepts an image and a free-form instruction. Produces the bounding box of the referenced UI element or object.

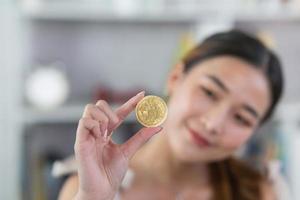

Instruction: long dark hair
[181,30,284,200]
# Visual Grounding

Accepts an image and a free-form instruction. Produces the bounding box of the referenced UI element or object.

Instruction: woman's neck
[131,128,210,186]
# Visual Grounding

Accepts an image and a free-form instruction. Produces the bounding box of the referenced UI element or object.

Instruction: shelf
[235,7,300,22]
[23,104,137,124]
[20,1,300,23]
[20,1,198,23]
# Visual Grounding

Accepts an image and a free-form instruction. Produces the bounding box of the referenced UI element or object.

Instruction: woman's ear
[167,62,185,96]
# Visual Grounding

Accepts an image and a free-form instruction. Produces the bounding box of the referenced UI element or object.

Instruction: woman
[58,30,284,200]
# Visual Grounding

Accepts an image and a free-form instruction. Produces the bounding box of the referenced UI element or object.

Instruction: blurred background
[1,0,300,199]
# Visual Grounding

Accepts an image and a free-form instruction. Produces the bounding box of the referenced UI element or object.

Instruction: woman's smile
[186,126,212,148]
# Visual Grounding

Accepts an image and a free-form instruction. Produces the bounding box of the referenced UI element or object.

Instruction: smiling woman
[58,30,284,200]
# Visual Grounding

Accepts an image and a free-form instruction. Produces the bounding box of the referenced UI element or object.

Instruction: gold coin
[135,95,168,127]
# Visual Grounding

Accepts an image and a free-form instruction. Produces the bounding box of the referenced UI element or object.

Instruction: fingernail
[136,91,145,97]
[156,126,163,132]
[104,129,108,138]
[101,123,108,134]
[104,131,111,142]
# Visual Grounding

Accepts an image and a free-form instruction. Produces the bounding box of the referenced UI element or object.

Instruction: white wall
[0,1,24,199]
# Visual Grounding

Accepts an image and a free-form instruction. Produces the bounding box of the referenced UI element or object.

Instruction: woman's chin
[171,144,231,164]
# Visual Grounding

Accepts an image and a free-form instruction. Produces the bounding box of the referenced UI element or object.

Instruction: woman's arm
[58,175,79,200]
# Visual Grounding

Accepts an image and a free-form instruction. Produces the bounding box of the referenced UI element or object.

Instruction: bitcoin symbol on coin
[135,95,168,127]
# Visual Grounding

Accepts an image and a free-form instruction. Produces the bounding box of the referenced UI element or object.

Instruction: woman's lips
[187,127,211,148]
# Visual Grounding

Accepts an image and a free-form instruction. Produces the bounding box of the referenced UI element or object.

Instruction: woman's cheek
[220,130,252,149]
[169,92,195,123]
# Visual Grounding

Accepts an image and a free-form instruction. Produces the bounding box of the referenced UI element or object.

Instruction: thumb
[120,127,163,160]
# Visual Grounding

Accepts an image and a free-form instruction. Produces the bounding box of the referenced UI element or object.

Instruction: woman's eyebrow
[206,75,229,93]
[242,104,259,119]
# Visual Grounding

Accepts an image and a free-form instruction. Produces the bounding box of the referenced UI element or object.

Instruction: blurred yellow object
[174,32,196,62]
[163,32,196,96]
[256,31,277,50]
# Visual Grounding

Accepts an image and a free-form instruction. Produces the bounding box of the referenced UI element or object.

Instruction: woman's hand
[74,91,162,200]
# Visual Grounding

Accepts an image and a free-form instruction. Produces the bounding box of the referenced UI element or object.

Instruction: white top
[52,156,291,200]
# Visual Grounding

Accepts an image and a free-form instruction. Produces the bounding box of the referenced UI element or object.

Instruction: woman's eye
[234,114,252,127]
[201,86,218,101]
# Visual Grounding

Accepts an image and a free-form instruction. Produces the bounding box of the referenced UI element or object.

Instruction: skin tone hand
[74,91,163,200]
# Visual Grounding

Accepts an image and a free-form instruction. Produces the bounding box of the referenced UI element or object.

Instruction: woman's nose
[199,103,229,136]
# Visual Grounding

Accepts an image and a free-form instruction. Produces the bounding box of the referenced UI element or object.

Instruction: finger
[75,118,108,161]
[75,118,102,147]
[82,104,109,133]
[96,100,120,133]
[120,126,163,160]
[114,91,145,127]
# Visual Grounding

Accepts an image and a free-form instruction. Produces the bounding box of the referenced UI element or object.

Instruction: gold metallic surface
[135,95,168,127]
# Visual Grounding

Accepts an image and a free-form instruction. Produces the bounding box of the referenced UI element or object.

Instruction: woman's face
[164,56,271,162]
